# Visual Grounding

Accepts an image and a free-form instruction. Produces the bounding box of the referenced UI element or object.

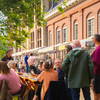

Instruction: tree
[0,0,68,48]
[0,0,46,48]
[0,41,7,60]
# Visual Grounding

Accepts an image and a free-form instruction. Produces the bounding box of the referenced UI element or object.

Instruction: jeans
[71,87,91,100]
[65,77,72,100]
[25,65,29,73]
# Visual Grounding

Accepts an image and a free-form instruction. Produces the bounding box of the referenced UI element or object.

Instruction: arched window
[74,20,78,40]
[57,29,60,44]
[49,32,52,46]
[56,26,60,59]
[16,48,18,53]
[98,10,100,34]
[62,24,67,43]
[87,13,94,37]
[37,29,41,47]
[63,28,67,42]
[19,47,21,52]
[62,24,67,60]
[31,32,34,49]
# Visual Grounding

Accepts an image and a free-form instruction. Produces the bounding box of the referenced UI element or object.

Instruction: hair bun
[44,60,52,70]
[48,60,51,66]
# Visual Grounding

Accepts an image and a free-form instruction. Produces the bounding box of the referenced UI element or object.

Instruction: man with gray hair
[54,59,64,81]
[62,40,94,100]
[65,45,72,54]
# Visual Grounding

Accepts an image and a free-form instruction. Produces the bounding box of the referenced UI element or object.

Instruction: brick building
[12,0,100,61]
[43,0,100,60]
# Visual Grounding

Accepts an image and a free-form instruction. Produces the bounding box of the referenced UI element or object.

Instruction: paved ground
[80,89,94,100]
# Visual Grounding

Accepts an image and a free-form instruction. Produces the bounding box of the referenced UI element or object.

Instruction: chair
[43,81,68,100]
[0,80,12,100]
[0,80,26,100]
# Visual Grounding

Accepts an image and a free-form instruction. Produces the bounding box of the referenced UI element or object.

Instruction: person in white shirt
[19,62,24,73]
[27,53,39,74]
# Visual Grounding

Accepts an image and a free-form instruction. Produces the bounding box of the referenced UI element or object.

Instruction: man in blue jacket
[24,52,29,73]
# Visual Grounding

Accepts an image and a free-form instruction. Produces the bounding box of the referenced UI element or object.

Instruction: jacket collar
[73,47,82,51]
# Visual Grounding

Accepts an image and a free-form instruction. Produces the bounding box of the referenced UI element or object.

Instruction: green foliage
[0,41,7,60]
[55,0,59,3]
[0,0,46,48]
[57,6,64,13]
[0,0,69,50]
[57,0,68,13]
[63,0,68,7]
[62,14,65,17]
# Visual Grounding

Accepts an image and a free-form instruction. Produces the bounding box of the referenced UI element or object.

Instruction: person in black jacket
[54,59,64,81]
[1,50,13,62]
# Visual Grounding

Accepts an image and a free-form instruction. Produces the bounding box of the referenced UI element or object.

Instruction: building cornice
[45,0,100,26]
[44,0,83,21]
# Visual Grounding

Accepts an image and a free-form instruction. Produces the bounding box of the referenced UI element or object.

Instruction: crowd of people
[0,34,100,100]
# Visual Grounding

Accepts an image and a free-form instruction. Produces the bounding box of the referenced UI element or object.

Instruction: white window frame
[74,23,78,40]
[57,30,60,59]
[57,29,60,44]
[63,27,67,43]
[57,51,60,59]
[87,17,94,38]
[49,54,52,57]
[88,16,94,20]
[49,32,52,46]
[98,14,100,34]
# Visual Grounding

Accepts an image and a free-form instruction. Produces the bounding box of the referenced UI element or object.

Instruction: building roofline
[45,0,100,26]
[44,0,82,20]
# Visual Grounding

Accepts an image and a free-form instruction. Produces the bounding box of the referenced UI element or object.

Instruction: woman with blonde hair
[7,60,16,69]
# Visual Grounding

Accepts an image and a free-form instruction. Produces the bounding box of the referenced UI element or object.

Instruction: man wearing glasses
[54,59,64,81]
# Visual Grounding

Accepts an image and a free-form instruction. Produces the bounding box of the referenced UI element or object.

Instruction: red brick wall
[46,0,100,60]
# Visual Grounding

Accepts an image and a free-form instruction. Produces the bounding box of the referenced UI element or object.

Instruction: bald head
[26,52,29,56]
[73,40,81,48]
